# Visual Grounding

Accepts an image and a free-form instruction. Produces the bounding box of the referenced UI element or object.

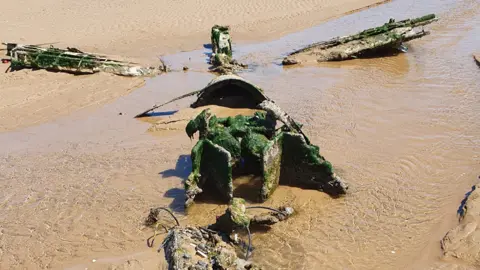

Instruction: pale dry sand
[0,0,388,132]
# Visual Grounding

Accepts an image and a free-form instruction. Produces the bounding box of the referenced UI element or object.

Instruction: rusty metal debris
[2,42,164,76]
[149,200,293,270]
[282,14,438,65]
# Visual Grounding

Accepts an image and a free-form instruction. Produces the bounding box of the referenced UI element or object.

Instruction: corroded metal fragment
[283,14,438,64]
[3,43,162,76]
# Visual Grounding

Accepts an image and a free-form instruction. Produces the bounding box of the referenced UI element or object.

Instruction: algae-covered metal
[182,76,348,208]
[211,25,232,57]
[209,25,247,75]
[283,14,438,65]
[3,43,161,76]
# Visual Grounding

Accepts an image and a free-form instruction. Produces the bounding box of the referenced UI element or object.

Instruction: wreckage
[136,75,348,209]
[2,42,162,76]
[148,199,294,270]
[209,25,247,75]
[282,14,438,65]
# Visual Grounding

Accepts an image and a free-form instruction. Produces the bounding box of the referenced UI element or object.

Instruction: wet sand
[0,0,389,132]
[0,0,480,269]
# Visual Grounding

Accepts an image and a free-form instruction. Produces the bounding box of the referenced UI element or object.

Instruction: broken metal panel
[261,134,283,202]
[186,139,234,208]
[283,14,438,64]
[185,140,205,208]
[280,132,347,196]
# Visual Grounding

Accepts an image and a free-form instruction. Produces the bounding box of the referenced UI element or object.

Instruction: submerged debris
[210,198,294,234]
[209,25,247,75]
[2,43,163,76]
[162,226,261,270]
[282,14,438,65]
[155,201,292,270]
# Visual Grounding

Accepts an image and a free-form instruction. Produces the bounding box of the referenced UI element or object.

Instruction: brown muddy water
[1,0,479,269]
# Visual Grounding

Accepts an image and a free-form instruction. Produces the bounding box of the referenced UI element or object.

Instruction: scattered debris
[183,66,189,71]
[152,200,293,270]
[145,207,181,248]
[441,183,480,267]
[282,14,438,65]
[209,25,247,75]
[210,198,294,234]
[474,54,480,67]
[161,226,261,270]
[2,42,165,76]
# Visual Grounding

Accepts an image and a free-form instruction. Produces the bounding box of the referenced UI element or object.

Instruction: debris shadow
[143,110,178,117]
[160,155,191,213]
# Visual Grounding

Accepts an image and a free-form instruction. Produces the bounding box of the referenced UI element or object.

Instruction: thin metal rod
[154,207,180,226]
[245,226,252,259]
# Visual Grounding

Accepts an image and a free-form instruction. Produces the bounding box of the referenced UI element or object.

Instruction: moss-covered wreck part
[184,108,277,208]
[261,134,283,201]
[280,132,347,196]
[283,14,438,64]
[209,25,249,75]
[174,75,347,208]
[185,139,234,208]
[184,109,347,208]
[211,25,232,57]
[4,43,159,76]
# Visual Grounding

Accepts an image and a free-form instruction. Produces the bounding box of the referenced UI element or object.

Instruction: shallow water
[0,0,479,269]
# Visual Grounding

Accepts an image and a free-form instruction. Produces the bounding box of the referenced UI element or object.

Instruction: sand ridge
[0,0,388,132]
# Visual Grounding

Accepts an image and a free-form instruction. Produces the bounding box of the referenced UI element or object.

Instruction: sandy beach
[0,0,388,132]
[1,0,479,269]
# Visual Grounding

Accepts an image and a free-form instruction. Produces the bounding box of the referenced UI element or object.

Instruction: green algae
[211,25,232,57]
[184,105,347,208]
